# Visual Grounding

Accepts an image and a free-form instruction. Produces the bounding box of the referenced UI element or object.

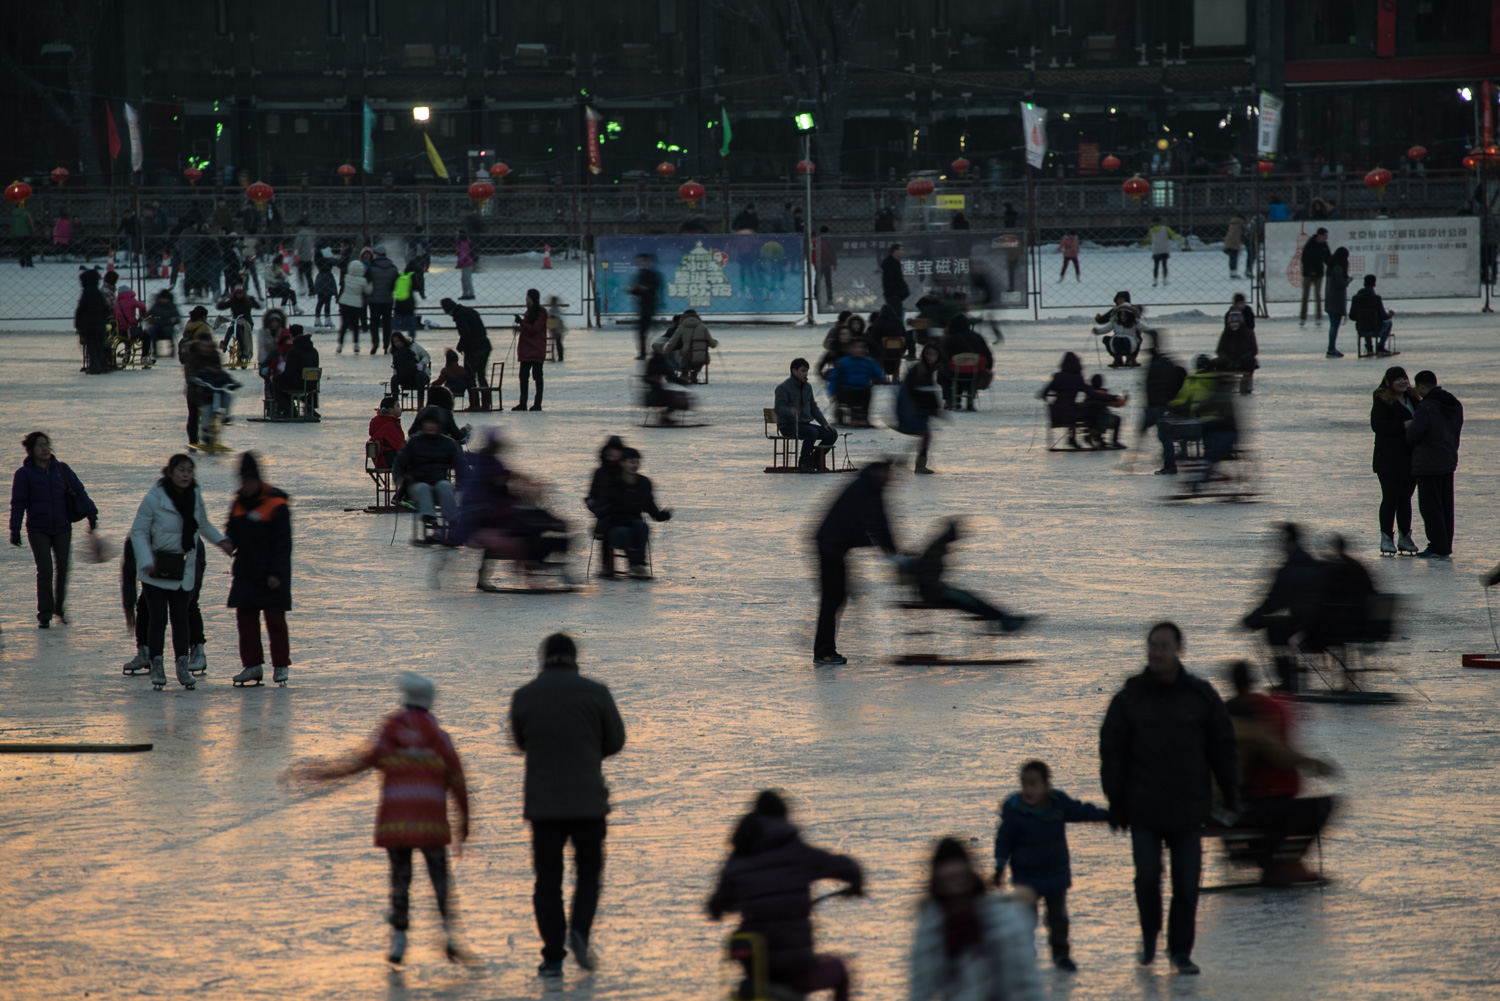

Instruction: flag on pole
[124,103,143,172]
[106,104,122,161]
[1020,103,1048,169]
[424,134,449,180]
[719,107,733,158]
[362,102,377,173]
[585,106,603,176]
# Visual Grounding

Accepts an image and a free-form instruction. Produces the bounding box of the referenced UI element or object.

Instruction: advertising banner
[1021,103,1048,169]
[596,234,805,315]
[818,231,1028,314]
[585,106,603,176]
[1257,91,1283,161]
[1264,219,1479,302]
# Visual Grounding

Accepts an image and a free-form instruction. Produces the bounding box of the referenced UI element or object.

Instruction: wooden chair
[364,440,399,512]
[287,367,322,422]
[763,407,800,472]
[948,352,982,411]
[468,360,505,412]
[544,316,563,362]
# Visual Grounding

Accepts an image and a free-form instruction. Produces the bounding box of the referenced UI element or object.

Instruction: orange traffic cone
[541,244,552,270]
[106,249,116,272]
[279,245,290,275]
[160,252,171,279]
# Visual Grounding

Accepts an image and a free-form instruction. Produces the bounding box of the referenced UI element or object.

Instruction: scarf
[160,477,198,553]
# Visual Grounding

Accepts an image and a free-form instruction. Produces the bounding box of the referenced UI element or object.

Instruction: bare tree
[1,0,113,182]
[714,0,866,180]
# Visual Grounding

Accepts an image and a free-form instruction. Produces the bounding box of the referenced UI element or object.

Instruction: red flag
[106,104,122,160]
[585,106,603,176]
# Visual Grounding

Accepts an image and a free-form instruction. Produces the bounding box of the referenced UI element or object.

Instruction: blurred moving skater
[812,461,898,665]
[900,519,1031,632]
[226,452,293,687]
[10,431,97,629]
[628,253,661,360]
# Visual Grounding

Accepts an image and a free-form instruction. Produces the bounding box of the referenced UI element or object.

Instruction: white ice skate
[1380,533,1397,556]
[387,930,407,964]
[149,655,167,690]
[1397,531,1420,555]
[273,666,289,686]
[123,645,151,676]
[174,655,197,690]
[232,665,264,687]
[187,643,208,675]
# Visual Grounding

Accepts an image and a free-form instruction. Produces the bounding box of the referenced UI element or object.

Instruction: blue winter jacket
[827,355,888,396]
[9,457,97,537]
[994,789,1109,896]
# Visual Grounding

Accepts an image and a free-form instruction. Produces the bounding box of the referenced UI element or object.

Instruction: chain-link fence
[1030,223,1259,312]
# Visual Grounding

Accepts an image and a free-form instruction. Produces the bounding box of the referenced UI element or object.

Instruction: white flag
[124,102,143,173]
[1020,103,1048,169]
[1257,91,1283,161]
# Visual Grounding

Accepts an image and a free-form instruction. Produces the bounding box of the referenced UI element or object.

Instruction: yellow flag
[424,134,449,180]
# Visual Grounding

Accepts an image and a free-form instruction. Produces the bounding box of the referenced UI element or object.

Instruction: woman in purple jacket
[9,431,97,627]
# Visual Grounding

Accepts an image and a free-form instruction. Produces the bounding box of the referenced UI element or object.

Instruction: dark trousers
[531,817,607,963]
[816,266,834,304]
[135,590,205,647]
[297,259,314,295]
[369,302,394,350]
[17,235,34,267]
[143,582,191,659]
[785,422,838,466]
[920,583,1007,622]
[635,312,652,358]
[1131,825,1202,959]
[1141,405,1174,468]
[1247,611,1304,691]
[315,294,332,324]
[236,607,290,668]
[814,546,848,658]
[27,529,71,623]
[338,305,364,347]
[1027,890,1071,961]
[386,846,451,931]
[1152,253,1169,279]
[836,386,871,420]
[519,361,544,406]
[607,519,650,566]
[466,350,490,409]
[1416,472,1455,555]
[1377,470,1415,537]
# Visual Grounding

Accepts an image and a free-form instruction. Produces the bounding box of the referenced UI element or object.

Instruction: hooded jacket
[509,661,626,820]
[1300,237,1331,278]
[1325,257,1352,316]
[368,413,406,468]
[1370,385,1416,477]
[338,268,370,309]
[10,456,97,536]
[664,313,719,368]
[114,288,147,330]
[1040,352,1088,426]
[225,484,292,611]
[257,309,289,366]
[74,271,109,336]
[365,251,400,304]
[1214,319,1258,367]
[1406,386,1463,476]
[516,304,549,363]
[994,790,1109,896]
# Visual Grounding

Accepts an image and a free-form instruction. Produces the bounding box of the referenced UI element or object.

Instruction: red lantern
[4,181,33,208]
[1363,167,1392,199]
[183,166,203,186]
[1101,154,1121,172]
[655,162,676,180]
[489,162,510,180]
[1465,150,1480,170]
[797,160,816,175]
[1121,175,1150,204]
[950,157,971,176]
[1464,144,1500,171]
[468,181,495,207]
[1406,145,1427,163]
[50,167,70,187]
[678,180,705,209]
[1256,160,1275,176]
[337,164,357,185]
[246,181,274,208]
[906,178,935,202]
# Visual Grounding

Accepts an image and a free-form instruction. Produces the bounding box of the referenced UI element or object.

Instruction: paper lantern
[678,180,705,209]
[50,167,70,187]
[1363,167,1392,199]
[950,157,971,175]
[4,181,33,208]
[336,164,357,185]
[1101,154,1121,172]
[1463,145,1500,171]
[1406,145,1427,162]
[183,167,203,185]
[1121,175,1150,204]
[655,162,676,180]
[906,178,935,202]
[796,160,816,175]
[1256,160,1275,176]
[468,181,495,206]
[488,162,510,180]
[246,182,275,207]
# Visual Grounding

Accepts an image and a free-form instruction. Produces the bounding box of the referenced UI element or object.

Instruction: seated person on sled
[586,446,671,578]
[897,520,1031,633]
[459,429,570,573]
[642,343,693,417]
[1080,374,1127,449]
[1168,354,1241,483]
[392,407,464,544]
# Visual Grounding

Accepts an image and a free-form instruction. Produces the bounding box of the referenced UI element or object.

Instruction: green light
[794,112,815,132]
[656,140,666,150]
[605,121,622,133]
[215,122,224,139]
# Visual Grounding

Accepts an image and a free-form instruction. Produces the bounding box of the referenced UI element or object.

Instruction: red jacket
[327,708,469,848]
[1244,692,1300,799]
[517,306,548,363]
[368,413,406,468]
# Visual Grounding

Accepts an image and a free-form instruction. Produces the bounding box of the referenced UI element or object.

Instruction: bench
[364,440,399,512]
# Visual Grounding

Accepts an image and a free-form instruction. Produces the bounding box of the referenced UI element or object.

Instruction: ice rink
[1,305,1498,1001]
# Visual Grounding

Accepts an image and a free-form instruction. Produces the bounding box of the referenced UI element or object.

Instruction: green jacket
[10,210,34,237]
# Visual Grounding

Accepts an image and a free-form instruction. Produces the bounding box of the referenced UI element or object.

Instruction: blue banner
[596,234,805,315]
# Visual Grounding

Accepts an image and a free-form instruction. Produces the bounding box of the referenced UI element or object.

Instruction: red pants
[236,607,290,668]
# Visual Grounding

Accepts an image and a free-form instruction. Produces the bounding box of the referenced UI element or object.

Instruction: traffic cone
[541,244,552,270]
[279,245,290,275]
[106,249,116,272]
[291,246,301,275]
[160,252,171,279]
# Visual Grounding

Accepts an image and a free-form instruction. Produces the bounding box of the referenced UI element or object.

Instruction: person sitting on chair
[1214,308,1259,395]
[1319,534,1377,649]
[870,305,908,380]
[392,407,464,545]
[216,284,262,354]
[1081,374,1126,449]
[664,309,718,384]
[899,520,1031,632]
[408,385,470,445]
[390,331,432,408]
[642,344,692,418]
[271,325,319,417]
[938,314,992,411]
[1349,275,1395,357]
[1168,354,1240,486]
[1092,291,1149,368]
[461,430,570,580]
[826,340,887,428]
[431,349,469,398]
[774,358,838,473]
[1040,351,1090,448]
[1241,522,1328,693]
[368,396,405,470]
[589,447,671,579]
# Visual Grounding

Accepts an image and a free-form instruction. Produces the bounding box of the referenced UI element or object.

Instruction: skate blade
[232,680,264,687]
[189,668,208,676]
[151,683,166,690]
[123,666,151,675]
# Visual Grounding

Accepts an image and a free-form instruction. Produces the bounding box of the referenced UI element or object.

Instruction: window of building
[1193,0,1246,47]
[1310,0,1357,46]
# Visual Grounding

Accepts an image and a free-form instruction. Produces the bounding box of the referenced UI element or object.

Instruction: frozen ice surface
[0,306,1498,1001]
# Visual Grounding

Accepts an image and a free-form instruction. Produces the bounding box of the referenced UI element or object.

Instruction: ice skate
[187,643,208,675]
[387,929,407,964]
[122,645,151,675]
[568,929,596,970]
[149,655,167,690]
[1397,531,1419,554]
[174,655,197,690]
[444,926,475,965]
[273,666,289,686]
[232,664,264,687]
[1380,532,1396,555]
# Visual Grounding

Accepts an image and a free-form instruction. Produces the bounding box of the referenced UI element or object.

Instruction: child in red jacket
[293,672,470,964]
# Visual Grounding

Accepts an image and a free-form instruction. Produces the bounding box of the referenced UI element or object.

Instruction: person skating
[441,297,491,409]
[75,269,111,374]
[365,245,400,353]
[337,259,370,354]
[1406,370,1463,559]
[1099,622,1238,975]
[119,535,209,677]
[1056,233,1081,281]
[1223,215,1246,278]
[628,253,661,359]
[513,288,548,411]
[588,447,671,578]
[455,229,476,299]
[1349,275,1395,356]
[225,452,293,687]
[775,358,838,472]
[826,340,887,427]
[709,790,864,1001]
[129,454,233,690]
[993,761,1108,972]
[10,431,98,628]
[11,201,35,267]
[392,260,425,341]
[1324,247,1352,357]
[1141,218,1181,287]
[812,461,897,665]
[1370,367,1419,555]
[291,672,470,964]
[898,343,945,472]
[664,309,718,384]
[899,519,1031,631]
[1298,228,1330,325]
[510,633,627,976]
[312,251,337,330]
[880,243,909,321]
[910,837,1041,1001]
[1241,522,1328,693]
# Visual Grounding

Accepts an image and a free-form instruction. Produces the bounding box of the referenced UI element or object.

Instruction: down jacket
[908,896,1042,1001]
[1369,386,1416,477]
[10,457,97,537]
[509,663,626,821]
[517,305,549,363]
[665,313,719,368]
[994,790,1109,896]
[1406,386,1464,477]
[225,484,292,612]
[129,481,226,592]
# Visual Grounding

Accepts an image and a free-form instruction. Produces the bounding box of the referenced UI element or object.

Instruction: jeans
[143,582,191,660]
[607,519,649,566]
[1416,472,1455,555]
[1300,274,1323,321]
[387,846,450,931]
[27,528,71,623]
[236,607,290,668]
[459,266,474,298]
[409,480,456,521]
[1131,825,1202,959]
[816,266,834,305]
[315,294,332,325]
[783,422,838,466]
[393,312,418,338]
[1327,313,1344,352]
[518,361,544,406]
[369,302,394,350]
[338,305,364,347]
[466,350,490,409]
[530,817,607,964]
[1377,470,1415,537]
[635,312,652,357]
[814,546,848,658]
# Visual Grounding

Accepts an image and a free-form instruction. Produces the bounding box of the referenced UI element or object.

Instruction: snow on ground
[1,309,1498,1001]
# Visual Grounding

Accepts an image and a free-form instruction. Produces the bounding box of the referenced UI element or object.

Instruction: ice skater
[10,431,98,628]
[1141,218,1181,287]
[628,253,661,360]
[812,461,898,665]
[900,519,1031,632]
[226,452,293,688]
[288,672,470,965]
[1056,233,1081,281]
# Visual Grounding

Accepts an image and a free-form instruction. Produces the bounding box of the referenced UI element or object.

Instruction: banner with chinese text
[817,231,1029,313]
[595,234,806,315]
[1264,219,1479,302]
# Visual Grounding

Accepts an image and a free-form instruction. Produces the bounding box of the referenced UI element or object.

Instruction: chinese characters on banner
[595,235,806,315]
[1263,219,1480,301]
[1257,91,1283,161]
[819,232,1029,313]
[585,107,603,176]
[1021,104,1048,169]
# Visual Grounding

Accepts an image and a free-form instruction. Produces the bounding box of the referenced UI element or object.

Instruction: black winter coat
[392,429,463,486]
[1406,386,1464,476]
[1348,288,1391,334]
[450,303,491,355]
[1041,352,1088,425]
[225,485,292,611]
[75,288,109,336]
[1144,351,1185,408]
[1300,238,1330,278]
[708,817,863,980]
[593,473,667,534]
[365,255,400,304]
[813,466,896,556]
[1370,387,1416,476]
[1099,667,1238,832]
[880,255,909,304]
[1244,546,1328,634]
[509,665,626,820]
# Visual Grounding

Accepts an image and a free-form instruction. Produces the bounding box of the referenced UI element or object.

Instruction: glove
[656,509,673,522]
[9,532,20,547]
[1107,803,1129,833]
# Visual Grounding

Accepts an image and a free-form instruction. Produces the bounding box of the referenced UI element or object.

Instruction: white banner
[1257,91,1282,161]
[124,102,143,173]
[1020,103,1048,169]
[1263,218,1480,302]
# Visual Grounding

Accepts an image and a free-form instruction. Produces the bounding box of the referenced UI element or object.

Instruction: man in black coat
[440,298,490,407]
[509,633,626,977]
[1406,369,1464,558]
[1241,522,1329,692]
[1100,622,1237,976]
[812,462,897,665]
[1349,274,1395,356]
[365,245,401,353]
[1298,227,1330,325]
[226,452,293,687]
[628,254,661,360]
[272,326,320,416]
[880,244,909,320]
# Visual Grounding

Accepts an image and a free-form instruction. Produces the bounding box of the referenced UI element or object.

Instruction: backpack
[394,272,414,302]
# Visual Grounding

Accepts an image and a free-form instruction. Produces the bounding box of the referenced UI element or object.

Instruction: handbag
[150,550,186,581]
[64,485,88,523]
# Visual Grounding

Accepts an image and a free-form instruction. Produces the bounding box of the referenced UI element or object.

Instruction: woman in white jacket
[908,838,1042,1001]
[129,454,232,690]
[337,264,372,355]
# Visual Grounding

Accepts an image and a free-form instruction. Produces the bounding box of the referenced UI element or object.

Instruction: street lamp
[413,106,431,122]
[793,104,817,322]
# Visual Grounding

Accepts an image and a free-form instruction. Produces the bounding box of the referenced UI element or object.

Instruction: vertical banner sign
[124,103,143,172]
[1021,103,1048,169]
[105,104,122,161]
[1257,91,1283,160]
[585,106,603,176]
[362,102,376,173]
[1377,0,1397,57]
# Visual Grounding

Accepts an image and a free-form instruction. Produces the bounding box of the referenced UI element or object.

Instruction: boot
[914,451,935,475]
[123,644,151,675]
[149,655,167,689]
[273,666,289,685]
[175,655,197,690]
[388,929,408,964]
[1379,532,1396,555]
[1397,531,1419,554]
[187,643,207,675]
[232,664,264,687]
